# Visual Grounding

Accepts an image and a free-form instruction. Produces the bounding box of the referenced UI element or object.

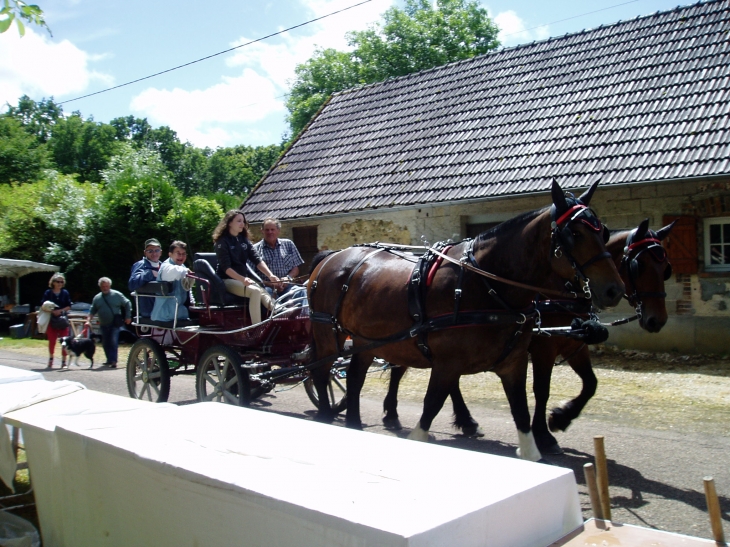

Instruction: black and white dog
[60,334,97,369]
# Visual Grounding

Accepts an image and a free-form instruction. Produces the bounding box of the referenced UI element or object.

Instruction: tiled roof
[243,0,730,221]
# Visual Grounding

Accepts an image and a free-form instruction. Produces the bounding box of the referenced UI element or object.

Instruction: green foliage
[49,113,122,183]
[163,195,223,256]
[286,0,499,136]
[208,143,283,196]
[78,145,181,291]
[0,0,51,36]
[0,115,51,183]
[0,173,98,272]
[5,95,62,143]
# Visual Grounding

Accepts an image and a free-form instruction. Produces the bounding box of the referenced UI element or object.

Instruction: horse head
[549,179,624,310]
[619,218,675,332]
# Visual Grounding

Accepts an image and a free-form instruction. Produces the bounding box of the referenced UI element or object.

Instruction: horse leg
[383,365,406,430]
[312,360,336,423]
[344,353,370,430]
[450,381,483,437]
[407,369,455,442]
[549,345,597,433]
[498,361,542,462]
[530,345,563,455]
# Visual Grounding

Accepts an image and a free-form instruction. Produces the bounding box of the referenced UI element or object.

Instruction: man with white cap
[128,237,162,318]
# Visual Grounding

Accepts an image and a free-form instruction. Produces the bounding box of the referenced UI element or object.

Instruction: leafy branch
[0,0,51,37]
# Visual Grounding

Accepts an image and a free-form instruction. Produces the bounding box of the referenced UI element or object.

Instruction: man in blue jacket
[128,238,162,318]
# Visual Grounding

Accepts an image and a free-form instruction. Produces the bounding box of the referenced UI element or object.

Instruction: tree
[0,0,50,36]
[5,95,62,143]
[286,0,499,136]
[0,173,98,269]
[48,112,122,183]
[0,115,51,183]
[208,144,283,196]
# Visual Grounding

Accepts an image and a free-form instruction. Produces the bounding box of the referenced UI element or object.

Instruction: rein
[427,245,581,300]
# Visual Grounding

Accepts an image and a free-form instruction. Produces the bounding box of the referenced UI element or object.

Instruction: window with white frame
[704,217,730,271]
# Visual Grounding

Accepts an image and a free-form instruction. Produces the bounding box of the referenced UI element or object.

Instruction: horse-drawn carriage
[125,180,673,464]
[125,252,347,411]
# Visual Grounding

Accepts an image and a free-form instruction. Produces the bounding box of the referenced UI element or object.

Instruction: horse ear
[656,220,677,241]
[578,179,600,206]
[635,218,650,240]
[551,178,568,214]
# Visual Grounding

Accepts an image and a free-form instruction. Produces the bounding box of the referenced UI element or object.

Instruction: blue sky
[1,0,693,149]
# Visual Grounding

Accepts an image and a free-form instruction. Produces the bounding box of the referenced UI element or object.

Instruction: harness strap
[429,246,579,299]
[309,251,341,300]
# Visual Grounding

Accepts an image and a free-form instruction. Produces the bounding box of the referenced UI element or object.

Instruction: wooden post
[704,476,725,544]
[583,463,604,520]
[593,435,611,521]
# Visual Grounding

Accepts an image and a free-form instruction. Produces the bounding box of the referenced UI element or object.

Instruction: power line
[501,0,640,39]
[58,0,373,105]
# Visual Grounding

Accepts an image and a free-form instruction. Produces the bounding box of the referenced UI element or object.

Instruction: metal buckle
[582,278,592,299]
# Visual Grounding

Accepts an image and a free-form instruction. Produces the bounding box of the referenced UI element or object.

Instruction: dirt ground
[359,344,730,436]
[2,338,728,436]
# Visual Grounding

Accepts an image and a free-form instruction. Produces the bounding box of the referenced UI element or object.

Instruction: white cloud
[493,10,551,46]
[0,27,113,107]
[129,0,395,148]
[226,0,394,90]
[130,69,286,148]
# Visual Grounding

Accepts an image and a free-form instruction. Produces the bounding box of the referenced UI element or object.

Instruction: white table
[5,393,582,547]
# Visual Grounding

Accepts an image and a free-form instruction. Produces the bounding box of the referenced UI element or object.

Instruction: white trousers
[223,279,274,325]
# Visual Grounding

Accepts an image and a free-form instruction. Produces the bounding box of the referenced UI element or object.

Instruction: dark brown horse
[307,180,624,461]
[382,218,675,454]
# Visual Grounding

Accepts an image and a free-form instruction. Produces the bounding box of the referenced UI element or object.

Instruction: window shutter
[662,215,698,274]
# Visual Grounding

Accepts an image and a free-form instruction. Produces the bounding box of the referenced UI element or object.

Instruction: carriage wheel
[304,359,348,414]
[196,345,248,406]
[126,339,171,403]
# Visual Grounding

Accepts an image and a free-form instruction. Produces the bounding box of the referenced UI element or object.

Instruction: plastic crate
[9,323,27,339]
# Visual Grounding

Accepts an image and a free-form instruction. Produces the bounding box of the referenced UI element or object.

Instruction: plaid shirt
[253,238,304,280]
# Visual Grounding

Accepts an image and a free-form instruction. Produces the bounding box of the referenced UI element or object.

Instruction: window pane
[710,245,723,264]
[710,224,721,243]
[724,223,730,243]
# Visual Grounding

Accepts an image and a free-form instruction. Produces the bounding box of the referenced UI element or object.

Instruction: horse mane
[475,207,547,244]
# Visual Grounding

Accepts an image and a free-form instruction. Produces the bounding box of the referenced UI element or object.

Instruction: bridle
[550,199,612,299]
[620,228,672,314]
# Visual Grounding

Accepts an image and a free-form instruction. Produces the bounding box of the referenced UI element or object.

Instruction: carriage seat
[132,281,198,327]
[193,253,249,307]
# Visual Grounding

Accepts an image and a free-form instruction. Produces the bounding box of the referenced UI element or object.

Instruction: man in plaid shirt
[253,218,304,296]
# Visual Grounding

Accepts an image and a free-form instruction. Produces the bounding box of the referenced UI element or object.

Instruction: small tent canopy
[0,258,59,306]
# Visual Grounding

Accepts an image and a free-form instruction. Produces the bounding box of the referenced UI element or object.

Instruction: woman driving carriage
[212,209,279,325]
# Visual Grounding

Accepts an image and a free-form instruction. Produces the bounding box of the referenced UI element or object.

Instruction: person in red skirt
[41,273,72,368]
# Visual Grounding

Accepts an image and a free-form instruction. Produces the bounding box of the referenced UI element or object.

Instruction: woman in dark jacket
[41,272,72,368]
[212,210,279,324]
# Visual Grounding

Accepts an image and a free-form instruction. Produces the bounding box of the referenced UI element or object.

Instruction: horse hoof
[516,431,542,462]
[461,424,484,438]
[383,417,403,430]
[407,425,430,442]
[314,411,335,424]
[538,442,564,455]
[548,408,571,432]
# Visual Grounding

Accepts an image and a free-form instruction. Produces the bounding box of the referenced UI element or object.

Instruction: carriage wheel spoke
[223,390,238,404]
